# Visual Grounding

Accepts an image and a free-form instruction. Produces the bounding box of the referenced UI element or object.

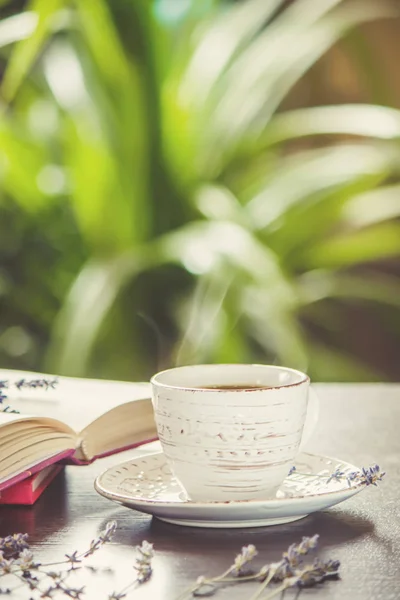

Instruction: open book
[0,369,157,492]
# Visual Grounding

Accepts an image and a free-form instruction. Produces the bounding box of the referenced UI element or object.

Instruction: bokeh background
[0,0,399,383]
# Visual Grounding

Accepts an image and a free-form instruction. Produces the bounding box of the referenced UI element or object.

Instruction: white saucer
[94,452,365,528]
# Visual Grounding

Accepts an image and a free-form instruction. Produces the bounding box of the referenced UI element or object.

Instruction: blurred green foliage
[0,0,400,382]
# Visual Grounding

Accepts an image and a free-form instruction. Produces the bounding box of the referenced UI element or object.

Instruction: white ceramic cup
[150,364,319,502]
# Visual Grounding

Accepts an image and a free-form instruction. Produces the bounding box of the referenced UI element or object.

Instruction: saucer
[94,452,365,528]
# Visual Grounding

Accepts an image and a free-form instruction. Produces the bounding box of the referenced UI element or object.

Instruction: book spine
[66,435,159,464]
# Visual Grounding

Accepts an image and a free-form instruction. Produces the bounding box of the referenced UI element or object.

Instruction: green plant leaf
[180,0,283,107]
[47,250,158,376]
[194,183,248,224]
[70,0,150,243]
[299,222,400,269]
[343,185,400,228]
[158,217,310,366]
[245,1,398,134]
[259,104,400,147]
[246,143,400,230]
[159,220,285,283]
[0,12,37,49]
[62,115,139,254]
[198,0,397,174]
[296,270,400,308]
[164,0,283,186]
[266,178,386,261]
[0,121,51,209]
[202,0,346,111]
[2,0,65,101]
[160,216,311,367]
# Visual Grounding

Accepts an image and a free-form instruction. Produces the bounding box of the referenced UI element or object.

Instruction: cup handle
[299,385,319,451]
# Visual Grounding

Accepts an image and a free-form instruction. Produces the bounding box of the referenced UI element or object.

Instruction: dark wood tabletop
[1,383,399,600]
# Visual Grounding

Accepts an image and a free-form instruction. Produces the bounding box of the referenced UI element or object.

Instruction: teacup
[150,364,318,502]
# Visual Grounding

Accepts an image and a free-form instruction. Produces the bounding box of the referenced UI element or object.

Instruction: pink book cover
[0,449,75,493]
[0,463,64,505]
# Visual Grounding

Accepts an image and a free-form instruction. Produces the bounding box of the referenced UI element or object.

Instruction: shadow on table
[101,507,375,555]
[0,470,69,538]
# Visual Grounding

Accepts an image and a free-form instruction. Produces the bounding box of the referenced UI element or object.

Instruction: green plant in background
[0,0,400,382]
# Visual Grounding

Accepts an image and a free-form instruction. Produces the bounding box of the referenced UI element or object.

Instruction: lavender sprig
[108,540,154,599]
[176,545,259,600]
[134,540,154,583]
[14,378,58,391]
[0,521,118,598]
[82,520,117,559]
[0,377,58,414]
[175,535,339,600]
[353,465,386,486]
[0,389,19,414]
[1,526,342,600]
[0,534,29,558]
[41,520,118,570]
[248,535,320,600]
[231,544,258,576]
[262,558,341,599]
[287,463,385,488]
[326,467,346,484]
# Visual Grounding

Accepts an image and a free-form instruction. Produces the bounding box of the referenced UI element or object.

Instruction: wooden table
[1,384,399,599]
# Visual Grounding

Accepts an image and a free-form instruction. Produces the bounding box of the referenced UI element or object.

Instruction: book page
[0,411,74,434]
[0,368,151,433]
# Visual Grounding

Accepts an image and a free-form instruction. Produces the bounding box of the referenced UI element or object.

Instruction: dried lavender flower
[65,550,82,570]
[288,466,296,476]
[109,540,154,599]
[83,520,117,557]
[14,378,58,391]
[359,464,385,486]
[134,540,154,583]
[0,522,126,599]
[272,535,319,582]
[290,462,386,489]
[297,534,319,554]
[0,553,14,575]
[287,557,341,589]
[16,549,36,572]
[231,544,258,576]
[326,467,345,484]
[0,533,29,557]
[0,399,19,414]
[178,535,340,600]
[0,377,58,414]
[100,520,117,543]
[346,464,385,487]
[316,558,341,576]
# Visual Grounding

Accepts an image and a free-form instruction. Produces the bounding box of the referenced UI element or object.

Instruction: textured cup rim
[150,364,310,391]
